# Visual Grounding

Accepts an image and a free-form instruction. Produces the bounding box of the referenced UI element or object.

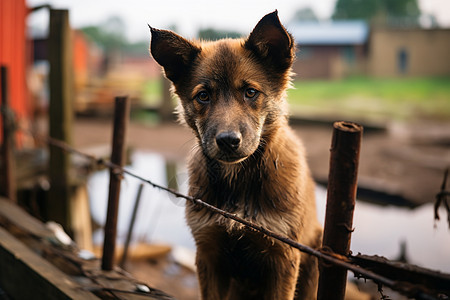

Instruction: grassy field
[142,76,450,121]
[287,76,450,121]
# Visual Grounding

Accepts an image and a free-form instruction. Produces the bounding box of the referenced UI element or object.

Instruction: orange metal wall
[0,0,30,144]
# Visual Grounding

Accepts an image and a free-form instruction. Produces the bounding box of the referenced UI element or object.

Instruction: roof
[287,20,369,45]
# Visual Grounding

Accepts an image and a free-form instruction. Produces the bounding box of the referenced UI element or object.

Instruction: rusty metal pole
[119,183,144,268]
[0,66,16,202]
[317,121,363,300]
[102,96,130,271]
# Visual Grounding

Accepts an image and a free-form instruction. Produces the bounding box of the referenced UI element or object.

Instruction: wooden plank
[47,9,73,232]
[70,185,93,251]
[0,227,99,300]
[0,197,174,300]
[0,197,52,239]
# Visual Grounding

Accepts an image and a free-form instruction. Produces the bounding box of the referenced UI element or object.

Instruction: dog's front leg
[225,249,301,300]
[196,251,230,300]
[272,250,302,300]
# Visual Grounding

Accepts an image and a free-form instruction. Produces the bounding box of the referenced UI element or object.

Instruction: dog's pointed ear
[150,26,200,83]
[244,11,294,72]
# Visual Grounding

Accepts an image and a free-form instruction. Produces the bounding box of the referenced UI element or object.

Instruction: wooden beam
[47,9,73,232]
[0,227,99,300]
[0,197,174,299]
[159,76,175,122]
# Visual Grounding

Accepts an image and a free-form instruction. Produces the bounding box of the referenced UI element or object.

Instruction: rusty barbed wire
[20,127,445,299]
[435,168,450,229]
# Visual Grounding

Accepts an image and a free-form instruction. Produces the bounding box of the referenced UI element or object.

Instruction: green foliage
[332,0,421,25]
[81,16,127,52]
[80,16,149,55]
[142,79,162,105]
[333,0,380,21]
[198,28,242,41]
[291,7,319,22]
[125,41,150,56]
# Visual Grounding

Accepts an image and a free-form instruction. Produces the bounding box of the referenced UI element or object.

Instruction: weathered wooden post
[102,96,130,271]
[159,76,174,122]
[317,121,363,300]
[47,9,73,232]
[0,65,17,202]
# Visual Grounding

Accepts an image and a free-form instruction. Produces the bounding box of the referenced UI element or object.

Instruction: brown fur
[150,11,322,300]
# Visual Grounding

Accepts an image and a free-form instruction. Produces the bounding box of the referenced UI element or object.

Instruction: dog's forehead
[195,39,261,87]
[200,39,242,61]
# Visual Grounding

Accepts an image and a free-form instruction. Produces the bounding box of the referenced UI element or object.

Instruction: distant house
[289,21,450,79]
[367,27,450,78]
[288,21,369,80]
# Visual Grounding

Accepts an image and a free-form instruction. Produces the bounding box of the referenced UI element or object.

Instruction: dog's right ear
[149,26,200,84]
[244,11,294,74]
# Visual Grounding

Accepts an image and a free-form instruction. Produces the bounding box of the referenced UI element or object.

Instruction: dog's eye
[196,91,210,103]
[244,88,258,99]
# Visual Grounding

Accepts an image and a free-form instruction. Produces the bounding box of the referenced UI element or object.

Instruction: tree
[291,7,319,22]
[81,16,149,56]
[332,0,421,25]
[198,28,242,41]
[81,16,127,52]
[332,0,380,21]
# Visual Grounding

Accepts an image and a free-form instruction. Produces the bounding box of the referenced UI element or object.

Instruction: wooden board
[0,197,175,300]
[0,226,99,300]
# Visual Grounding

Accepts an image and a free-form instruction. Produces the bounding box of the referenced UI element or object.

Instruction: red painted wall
[0,0,30,145]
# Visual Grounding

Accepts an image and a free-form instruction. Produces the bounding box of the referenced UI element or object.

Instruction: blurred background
[1,0,449,299]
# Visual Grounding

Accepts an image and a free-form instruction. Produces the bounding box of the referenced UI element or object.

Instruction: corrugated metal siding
[288,21,369,45]
[0,0,30,144]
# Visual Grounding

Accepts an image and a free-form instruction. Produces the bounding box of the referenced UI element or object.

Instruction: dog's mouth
[202,142,251,164]
[215,154,249,164]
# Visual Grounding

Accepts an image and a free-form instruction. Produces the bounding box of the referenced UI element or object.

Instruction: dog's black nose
[216,131,241,152]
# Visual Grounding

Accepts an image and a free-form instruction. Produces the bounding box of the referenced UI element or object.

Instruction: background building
[289,20,450,79]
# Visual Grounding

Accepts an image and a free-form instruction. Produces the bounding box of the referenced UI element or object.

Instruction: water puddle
[88,151,450,273]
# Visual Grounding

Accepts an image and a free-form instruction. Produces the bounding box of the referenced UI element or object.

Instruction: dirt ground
[73,116,450,207]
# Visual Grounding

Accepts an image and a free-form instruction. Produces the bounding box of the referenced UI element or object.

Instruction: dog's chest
[186,174,296,240]
[186,149,302,239]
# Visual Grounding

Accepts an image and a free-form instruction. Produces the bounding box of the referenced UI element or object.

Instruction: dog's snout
[216,131,241,152]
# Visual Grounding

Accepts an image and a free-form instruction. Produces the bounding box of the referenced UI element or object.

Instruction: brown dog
[150,11,322,300]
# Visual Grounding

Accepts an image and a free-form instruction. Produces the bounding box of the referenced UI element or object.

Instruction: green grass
[287,76,450,121]
[141,79,162,106]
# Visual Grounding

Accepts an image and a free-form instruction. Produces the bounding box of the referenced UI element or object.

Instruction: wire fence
[19,126,450,300]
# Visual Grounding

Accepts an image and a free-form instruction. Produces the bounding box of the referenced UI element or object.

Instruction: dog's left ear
[244,11,294,73]
[149,26,201,84]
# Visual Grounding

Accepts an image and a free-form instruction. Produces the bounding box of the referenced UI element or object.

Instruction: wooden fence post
[0,65,16,203]
[317,121,363,300]
[47,9,73,232]
[159,76,174,122]
[102,96,130,271]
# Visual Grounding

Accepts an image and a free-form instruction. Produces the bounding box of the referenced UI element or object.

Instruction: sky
[27,0,450,41]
